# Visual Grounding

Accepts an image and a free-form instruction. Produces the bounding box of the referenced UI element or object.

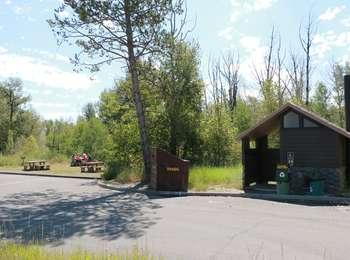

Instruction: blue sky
[0,0,350,120]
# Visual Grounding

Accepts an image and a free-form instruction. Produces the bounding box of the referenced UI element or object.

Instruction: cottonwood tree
[299,12,316,106]
[48,0,182,180]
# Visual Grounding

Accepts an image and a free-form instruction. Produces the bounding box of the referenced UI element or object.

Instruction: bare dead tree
[208,58,221,106]
[286,51,305,103]
[253,26,276,88]
[276,32,286,106]
[220,51,240,113]
[299,12,317,106]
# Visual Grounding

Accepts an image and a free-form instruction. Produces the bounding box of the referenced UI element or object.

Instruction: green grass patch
[189,165,242,191]
[0,243,160,260]
[0,154,22,167]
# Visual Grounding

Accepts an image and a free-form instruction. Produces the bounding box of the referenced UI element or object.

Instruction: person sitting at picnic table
[74,154,80,162]
[82,153,88,162]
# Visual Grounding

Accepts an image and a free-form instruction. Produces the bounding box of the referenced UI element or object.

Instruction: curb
[98,181,350,204]
[98,181,246,198]
[0,171,101,180]
[245,193,350,205]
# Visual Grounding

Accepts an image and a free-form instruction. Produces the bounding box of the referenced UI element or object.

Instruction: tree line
[0,2,349,181]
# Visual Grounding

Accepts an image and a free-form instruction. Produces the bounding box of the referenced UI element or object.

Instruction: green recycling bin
[309,179,325,196]
[277,182,289,195]
[276,165,289,195]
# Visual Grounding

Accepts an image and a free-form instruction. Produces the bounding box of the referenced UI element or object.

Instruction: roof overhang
[238,102,350,140]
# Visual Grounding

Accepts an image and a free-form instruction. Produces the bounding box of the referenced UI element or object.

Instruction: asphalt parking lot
[1,174,350,259]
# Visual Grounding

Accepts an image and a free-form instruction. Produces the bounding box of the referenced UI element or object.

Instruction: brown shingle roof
[238,102,350,139]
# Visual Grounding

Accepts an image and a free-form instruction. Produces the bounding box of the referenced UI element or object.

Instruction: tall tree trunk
[305,54,310,105]
[124,0,151,181]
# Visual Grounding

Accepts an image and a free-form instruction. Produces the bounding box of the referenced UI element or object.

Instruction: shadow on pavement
[0,186,162,245]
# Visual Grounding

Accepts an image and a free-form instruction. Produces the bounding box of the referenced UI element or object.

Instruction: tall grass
[0,243,160,260]
[0,154,22,167]
[189,165,242,191]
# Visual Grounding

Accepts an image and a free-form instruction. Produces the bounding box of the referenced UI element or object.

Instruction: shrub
[102,161,142,183]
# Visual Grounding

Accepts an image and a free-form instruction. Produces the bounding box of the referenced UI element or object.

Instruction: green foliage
[99,84,145,168]
[99,41,205,170]
[189,165,242,191]
[45,119,75,155]
[0,78,33,153]
[261,79,279,115]
[82,102,96,120]
[156,41,204,159]
[5,130,14,154]
[232,99,254,134]
[71,118,112,161]
[331,62,350,127]
[311,82,331,120]
[200,104,240,166]
[19,135,43,160]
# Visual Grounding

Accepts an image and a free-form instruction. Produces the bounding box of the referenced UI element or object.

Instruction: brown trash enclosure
[150,148,190,192]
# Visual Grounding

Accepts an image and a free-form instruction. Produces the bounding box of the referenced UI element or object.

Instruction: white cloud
[33,102,70,109]
[0,50,96,91]
[238,35,267,86]
[218,27,234,41]
[0,46,7,53]
[319,5,346,21]
[313,30,350,59]
[35,110,78,120]
[239,36,261,51]
[14,6,25,15]
[230,0,278,23]
[219,0,278,40]
[341,18,350,27]
[22,48,70,63]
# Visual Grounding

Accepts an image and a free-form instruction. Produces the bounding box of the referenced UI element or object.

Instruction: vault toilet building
[239,75,350,195]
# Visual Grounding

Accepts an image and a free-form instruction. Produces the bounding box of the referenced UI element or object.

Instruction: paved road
[1,174,350,260]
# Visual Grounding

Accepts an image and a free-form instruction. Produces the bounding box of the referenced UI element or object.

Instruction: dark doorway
[242,132,280,189]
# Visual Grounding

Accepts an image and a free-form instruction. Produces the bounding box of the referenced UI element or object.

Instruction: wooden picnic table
[23,160,50,171]
[81,161,105,173]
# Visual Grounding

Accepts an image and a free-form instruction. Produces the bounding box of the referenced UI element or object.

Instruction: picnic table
[23,160,50,171]
[80,161,105,173]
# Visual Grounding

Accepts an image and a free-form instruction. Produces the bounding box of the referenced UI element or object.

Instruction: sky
[0,0,350,120]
